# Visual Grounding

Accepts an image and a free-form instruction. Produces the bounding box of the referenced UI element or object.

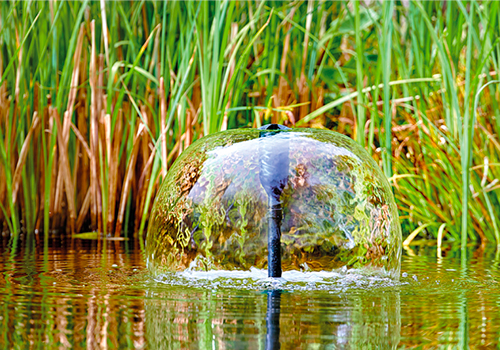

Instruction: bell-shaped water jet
[146,125,402,279]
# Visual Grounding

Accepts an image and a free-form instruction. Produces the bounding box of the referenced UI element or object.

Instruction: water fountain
[146,125,402,279]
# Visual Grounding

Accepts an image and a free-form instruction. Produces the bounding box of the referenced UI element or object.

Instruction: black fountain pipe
[265,290,282,350]
[259,124,290,278]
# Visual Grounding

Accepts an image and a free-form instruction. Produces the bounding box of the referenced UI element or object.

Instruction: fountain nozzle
[259,124,290,278]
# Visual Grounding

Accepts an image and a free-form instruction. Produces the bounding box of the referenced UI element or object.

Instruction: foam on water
[154,267,402,292]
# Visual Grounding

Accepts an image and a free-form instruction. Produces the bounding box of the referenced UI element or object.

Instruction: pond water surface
[0,235,498,349]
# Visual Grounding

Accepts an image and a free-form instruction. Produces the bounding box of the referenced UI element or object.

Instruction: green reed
[0,1,499,250]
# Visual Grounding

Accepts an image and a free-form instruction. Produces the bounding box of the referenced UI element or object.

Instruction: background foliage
[0,0,499,247]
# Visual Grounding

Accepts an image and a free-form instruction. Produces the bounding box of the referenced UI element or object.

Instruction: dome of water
[146,125,402,279]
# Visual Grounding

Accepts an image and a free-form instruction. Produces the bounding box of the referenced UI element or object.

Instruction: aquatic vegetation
[0,1,499,250]
[147,128,401,278]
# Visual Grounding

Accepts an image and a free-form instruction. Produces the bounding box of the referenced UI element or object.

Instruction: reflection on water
[0,236,146,349]
[1,236,500,348]
[145,286,400,349]
[266,290,281,350]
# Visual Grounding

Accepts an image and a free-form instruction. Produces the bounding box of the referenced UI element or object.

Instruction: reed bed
[0,1,499,248]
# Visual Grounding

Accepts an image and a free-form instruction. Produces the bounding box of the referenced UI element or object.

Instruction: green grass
[0,1,499,249]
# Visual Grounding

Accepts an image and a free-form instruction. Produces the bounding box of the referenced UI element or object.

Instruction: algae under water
[0,235,498,349]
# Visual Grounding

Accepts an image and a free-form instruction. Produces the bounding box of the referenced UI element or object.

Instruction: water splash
[154,268,402,292]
